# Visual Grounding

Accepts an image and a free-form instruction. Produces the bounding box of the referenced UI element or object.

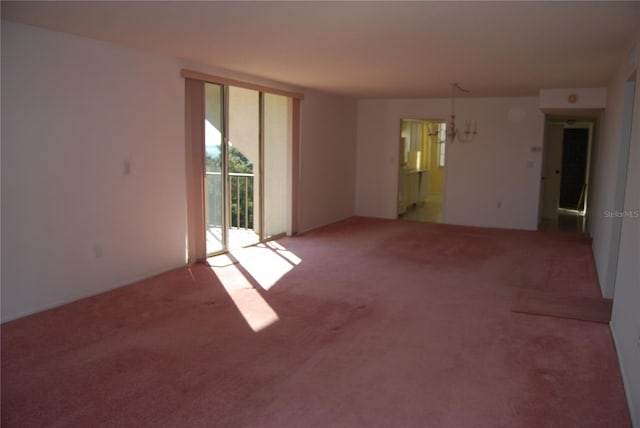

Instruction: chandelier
[429,83,478,143]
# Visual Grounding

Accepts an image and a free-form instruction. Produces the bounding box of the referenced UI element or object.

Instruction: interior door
[542,123,564,220]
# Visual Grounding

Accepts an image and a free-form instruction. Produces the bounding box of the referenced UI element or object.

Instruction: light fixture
[430,83,478,143]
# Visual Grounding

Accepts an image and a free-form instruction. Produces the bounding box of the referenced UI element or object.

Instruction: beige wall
[298,90,358,233]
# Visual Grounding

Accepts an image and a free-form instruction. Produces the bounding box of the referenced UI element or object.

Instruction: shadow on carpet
[511,288,613,323]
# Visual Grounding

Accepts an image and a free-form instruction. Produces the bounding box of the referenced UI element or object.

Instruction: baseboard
[610,322,638,428]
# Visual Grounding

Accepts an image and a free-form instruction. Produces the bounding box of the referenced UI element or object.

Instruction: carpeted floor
[1,217,630,427]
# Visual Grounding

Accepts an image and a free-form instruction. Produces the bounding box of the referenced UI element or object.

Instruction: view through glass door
[204,83,289,255]
[205,83,225,254]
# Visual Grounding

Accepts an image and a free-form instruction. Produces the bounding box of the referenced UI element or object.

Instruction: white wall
[610,68,640,424]
[539,87,607,110]
[1,22,186,321]
[1,22,359,321]
[587,23,640,423]
[591,36,640,426]
[355,97,544,230]
[590,63,635,298]
[298,90,358,233]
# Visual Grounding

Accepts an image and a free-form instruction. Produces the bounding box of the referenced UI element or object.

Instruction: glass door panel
[205,83,225,254]
[228,86,260,249]
[263,93,290,238]
[201,84,291,255]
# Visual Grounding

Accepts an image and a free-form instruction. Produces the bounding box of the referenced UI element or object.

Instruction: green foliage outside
[206,146,254,229]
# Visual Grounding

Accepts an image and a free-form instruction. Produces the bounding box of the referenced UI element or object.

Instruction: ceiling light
[429,83,478,144]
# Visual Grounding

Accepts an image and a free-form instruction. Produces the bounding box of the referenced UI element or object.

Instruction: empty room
[1,2,639,427]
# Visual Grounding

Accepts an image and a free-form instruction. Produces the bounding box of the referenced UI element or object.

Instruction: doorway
[397,118,446,223]
[559,127,589,211]
[539,117,594,233]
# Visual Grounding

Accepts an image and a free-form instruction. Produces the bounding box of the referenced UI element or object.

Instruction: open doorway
[397,118,446,223]
[539,117,595,233]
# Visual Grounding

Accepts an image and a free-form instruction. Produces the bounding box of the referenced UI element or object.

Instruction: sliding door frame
[222,84,231,254]
[258,91,265,242]
[184,78,207,263]
[183,69,303,262]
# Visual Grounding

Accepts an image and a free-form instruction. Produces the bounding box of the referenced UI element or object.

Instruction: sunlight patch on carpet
[209,255,279,332]
[230,242,300,290]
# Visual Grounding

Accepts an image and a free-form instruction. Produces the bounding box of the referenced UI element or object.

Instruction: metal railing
[205,172,254,230]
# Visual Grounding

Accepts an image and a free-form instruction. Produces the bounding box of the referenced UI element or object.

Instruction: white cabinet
[405,171,419,206]
[419,171,429,202]
[404,170,429,207]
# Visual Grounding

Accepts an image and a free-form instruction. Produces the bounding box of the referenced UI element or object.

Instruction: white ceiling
[2,1,639,98]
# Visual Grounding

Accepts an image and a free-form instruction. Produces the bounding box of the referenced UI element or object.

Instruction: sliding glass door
[205,83,225,254]
[263,93,291,239]
[227,86,260,249]
[202,83,289,256]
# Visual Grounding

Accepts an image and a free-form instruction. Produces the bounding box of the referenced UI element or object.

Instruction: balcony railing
[205,171,254,230]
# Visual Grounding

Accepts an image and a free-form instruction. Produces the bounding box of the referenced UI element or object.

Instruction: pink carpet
[1,217,630,427]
